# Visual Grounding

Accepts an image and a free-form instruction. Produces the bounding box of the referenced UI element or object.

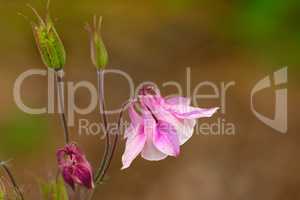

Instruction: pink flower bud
[57,143,94,190]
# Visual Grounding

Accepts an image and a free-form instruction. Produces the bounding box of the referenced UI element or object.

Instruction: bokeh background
[0,0,299,199]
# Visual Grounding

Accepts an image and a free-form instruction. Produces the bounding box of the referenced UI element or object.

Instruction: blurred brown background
[0,0,299,199]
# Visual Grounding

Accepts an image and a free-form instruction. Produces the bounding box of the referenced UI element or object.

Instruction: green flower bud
[86,16,108,69]
[29,5,66,70]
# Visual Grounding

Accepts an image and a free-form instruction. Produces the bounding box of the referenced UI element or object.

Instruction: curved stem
[96,101,130,184]
[0,161,24,200]
[55,69,70,144]
[88,102,130,200]
[94,69,110,182]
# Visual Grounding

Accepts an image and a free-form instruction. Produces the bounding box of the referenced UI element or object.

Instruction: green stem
[94,69,110,182]
[55,69,70,144]
[96,101,129,184]
[89,102,129,200]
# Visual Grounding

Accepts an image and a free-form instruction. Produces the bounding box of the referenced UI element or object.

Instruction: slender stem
[55,69,70,144]
[88,101,130,200]
[96,101,129,184]
[0,161,24,200]
[88,102,130,200]
[94,69,110,182]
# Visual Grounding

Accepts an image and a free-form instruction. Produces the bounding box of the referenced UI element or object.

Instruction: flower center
[138,85,157,96]
[64,154,77,166]
[137,85,160,122]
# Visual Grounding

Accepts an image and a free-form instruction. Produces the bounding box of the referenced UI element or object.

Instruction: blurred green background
[0,0,299,199]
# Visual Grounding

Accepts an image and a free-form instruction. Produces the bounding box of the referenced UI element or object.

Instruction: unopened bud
[29,5,66,70]
[86,16,108,69]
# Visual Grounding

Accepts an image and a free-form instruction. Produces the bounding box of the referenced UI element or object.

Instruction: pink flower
[57,143,94,190]
[122,85,218,169]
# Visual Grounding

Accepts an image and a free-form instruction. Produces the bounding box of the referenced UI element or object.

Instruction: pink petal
[128,104,142,127]
[62,167,75,190]
[74,163,94,189]
[140,95,162,110]
[56,149,66,166]
[124,104,143,139]
[153,121,180,157]
[165,96,191,105]
[168,105,219,119]
[147,105,190,143]
[141,117,167,161]
[152,112,195,145]
[121,126,146,169]
[177,118,196,145]
[124,125,136,139]
[141,140,168,161]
